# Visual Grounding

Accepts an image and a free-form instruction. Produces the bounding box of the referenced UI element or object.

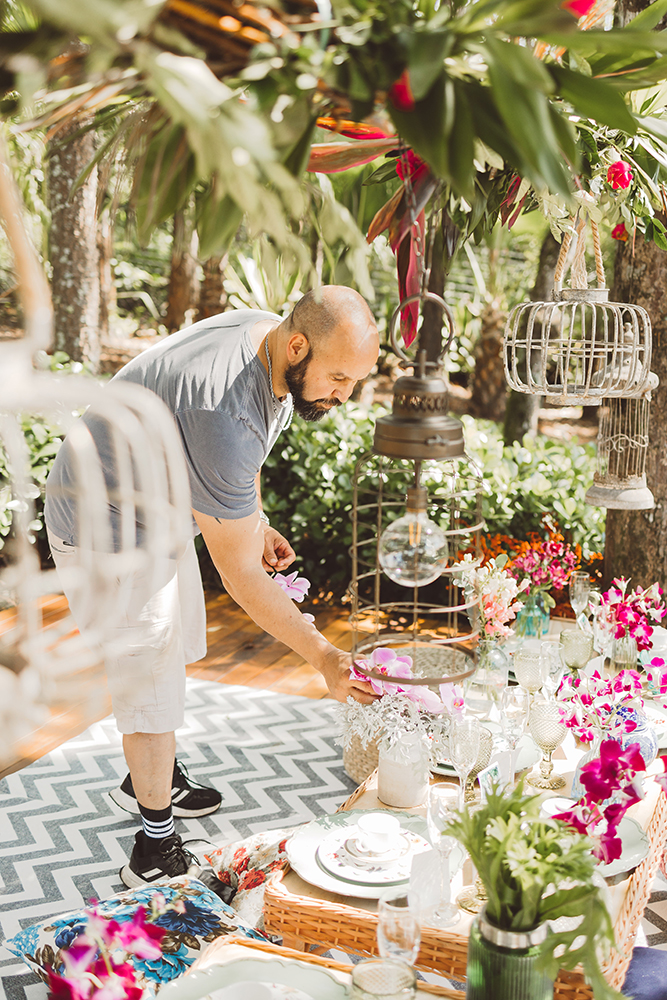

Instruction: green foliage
[444,781,621,1000]
[261,403,603,596]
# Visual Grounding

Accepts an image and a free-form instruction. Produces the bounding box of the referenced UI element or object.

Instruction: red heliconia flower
[389,70,415,112]
[607,160,633,190]
[611,223,629,242]
[562,0,596,16]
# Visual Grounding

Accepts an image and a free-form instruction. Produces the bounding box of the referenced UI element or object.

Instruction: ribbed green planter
[465,910,553,1000]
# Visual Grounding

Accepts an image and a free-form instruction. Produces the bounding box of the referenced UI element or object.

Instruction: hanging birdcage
[349,292,484,691]
[585,374,658,510]
[504,216,652,404]
[0,139,192,766]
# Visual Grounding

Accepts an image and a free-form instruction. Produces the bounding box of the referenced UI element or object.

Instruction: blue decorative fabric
[4,875,267,993]
[623,947,667,999]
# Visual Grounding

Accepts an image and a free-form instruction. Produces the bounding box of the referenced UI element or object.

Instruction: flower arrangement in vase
[444,781,628,1000]
[595,577,666,667]
[556,668,646,746]
[507,533,577,637]
[451,553,527,638]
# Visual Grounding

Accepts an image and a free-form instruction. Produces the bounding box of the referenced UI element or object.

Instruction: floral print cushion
[5,875,268,993]
[204,827,297,929]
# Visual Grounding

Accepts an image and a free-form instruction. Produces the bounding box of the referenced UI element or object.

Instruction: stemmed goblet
[448,716,481,811]
[527,700,567,790]
[499,685,526,781]
[540,641,565,699]
[424,785,460,928]
[559,627,594,675]
[377,886,421,965]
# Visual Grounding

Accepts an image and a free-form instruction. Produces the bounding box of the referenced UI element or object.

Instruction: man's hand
[318,647,381,704]
[261,525,295,573]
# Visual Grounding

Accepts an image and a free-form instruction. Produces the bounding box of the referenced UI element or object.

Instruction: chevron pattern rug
[0,679,356,1000]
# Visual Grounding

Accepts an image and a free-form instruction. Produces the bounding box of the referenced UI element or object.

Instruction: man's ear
[286,332,310,364]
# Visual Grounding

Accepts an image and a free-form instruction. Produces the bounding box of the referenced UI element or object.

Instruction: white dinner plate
[316,827,431,886]
[286,809,431,899]
[540,799,649,880]
[159,956,347,1000]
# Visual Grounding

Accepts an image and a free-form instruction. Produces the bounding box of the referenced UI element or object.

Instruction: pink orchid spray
[554,740,658,864]
[350,648,445,713]
[46,903,168,1000]
[557,668,645,745]
[452,553,527,638]
[598,577,666,652]
[274,570,310,602]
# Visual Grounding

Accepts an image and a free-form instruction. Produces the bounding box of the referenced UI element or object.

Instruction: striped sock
[138,802,175,841]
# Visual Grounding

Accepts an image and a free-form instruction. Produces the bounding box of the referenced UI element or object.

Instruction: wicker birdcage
[585,375,658,510]
[504,217,652,404]
[349,292,482,691]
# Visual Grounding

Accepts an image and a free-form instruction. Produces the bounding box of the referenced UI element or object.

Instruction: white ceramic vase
[377,732,430,808]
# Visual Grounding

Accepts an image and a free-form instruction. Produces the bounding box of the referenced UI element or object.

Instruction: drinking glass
[351,958,417,1000]
[569,571,592,621]
[425,785,460,928]
[377,888,421,965]
[448,716,481,811]
[500,685,526,780]
[559,627,594,674]
[512,647,546,718]
[527,700,567,789]
[540,640,564,699]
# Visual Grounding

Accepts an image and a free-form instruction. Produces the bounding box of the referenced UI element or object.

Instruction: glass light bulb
[378,510,449,587]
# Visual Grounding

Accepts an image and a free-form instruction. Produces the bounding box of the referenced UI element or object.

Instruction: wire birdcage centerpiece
[349,292,483,691]
[504,216,652,404]
[585,375,658,510]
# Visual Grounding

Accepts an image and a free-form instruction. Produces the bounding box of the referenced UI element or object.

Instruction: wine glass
[540,640,564,699]
[424,785,461,928]
[500,685,526,781]
[512,647,547,718]
[569,571,592,625]
[448,716,481,811]
[527,700,567,790]
[377,887,421,965]
[559,627,594,674]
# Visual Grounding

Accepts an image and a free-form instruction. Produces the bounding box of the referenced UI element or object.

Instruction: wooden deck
[0,590,352,779]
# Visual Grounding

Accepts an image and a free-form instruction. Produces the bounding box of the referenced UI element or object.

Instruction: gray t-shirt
[45,309,292,545]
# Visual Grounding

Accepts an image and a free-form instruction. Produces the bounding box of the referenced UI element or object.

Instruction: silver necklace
[265,334,293,429]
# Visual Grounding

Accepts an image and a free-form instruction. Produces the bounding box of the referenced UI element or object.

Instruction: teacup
[355,813,402,855]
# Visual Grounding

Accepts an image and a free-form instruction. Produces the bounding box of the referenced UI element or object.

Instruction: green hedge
[262,405,604,596]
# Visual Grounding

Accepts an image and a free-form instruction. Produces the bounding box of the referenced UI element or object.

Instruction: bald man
[44,286,380,887]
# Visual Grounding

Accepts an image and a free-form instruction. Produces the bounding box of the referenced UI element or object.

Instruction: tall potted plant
[443,781,624,1000]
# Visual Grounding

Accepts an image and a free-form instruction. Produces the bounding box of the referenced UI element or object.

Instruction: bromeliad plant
[443,781,622,1000]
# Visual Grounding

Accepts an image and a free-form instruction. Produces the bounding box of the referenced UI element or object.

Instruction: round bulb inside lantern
[378,486,449,587]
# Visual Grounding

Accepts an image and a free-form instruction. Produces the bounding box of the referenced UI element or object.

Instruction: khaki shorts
[47,529,207,735]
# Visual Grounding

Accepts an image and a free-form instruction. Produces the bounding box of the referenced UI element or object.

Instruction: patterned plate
[315,827,431,886]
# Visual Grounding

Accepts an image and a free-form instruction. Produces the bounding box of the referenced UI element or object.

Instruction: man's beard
[284,354,342,422]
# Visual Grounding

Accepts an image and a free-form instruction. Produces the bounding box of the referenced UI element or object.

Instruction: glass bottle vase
[610,634,638,672]
[514,591,550,639]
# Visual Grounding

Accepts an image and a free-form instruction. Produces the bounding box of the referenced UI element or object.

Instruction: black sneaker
[110,760,222,818]
[120,831,200,888]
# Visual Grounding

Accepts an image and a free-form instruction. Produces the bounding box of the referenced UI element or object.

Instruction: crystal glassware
[377,888,422,965]
[559,627,594,674]
[351,958,417,1000]
[512,647,546,719]
[448,716,481,811]
[527,700,567,790]
[569,571,592,621]
[500,685,526,780]
[540,640,564,699]
[424,785,461,929]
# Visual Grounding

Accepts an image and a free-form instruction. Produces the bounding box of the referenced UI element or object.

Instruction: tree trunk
[603,238,667,587]
[195,254,227,321]
[469,296,508,422]
[503,231,561,444]
[48,119,101,371]
[164,209,199,332]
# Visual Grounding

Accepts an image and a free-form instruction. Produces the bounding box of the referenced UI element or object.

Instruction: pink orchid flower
[274,571,310,602]
[351,648,414,696]
[115,907,164,959]
[439,683,465,716]
[404,685,445,714]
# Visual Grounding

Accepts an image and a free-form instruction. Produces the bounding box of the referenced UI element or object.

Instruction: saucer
[343,832,411,866]
[315,827,431,886]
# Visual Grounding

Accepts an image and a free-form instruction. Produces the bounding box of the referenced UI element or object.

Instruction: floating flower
[607,160,633,190]
[274,571,310,602]
[611,222,628,242]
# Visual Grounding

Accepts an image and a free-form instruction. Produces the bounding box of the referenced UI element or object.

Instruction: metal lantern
[585,374,659,510]
[349,293,484,691]
[504,218,652,404]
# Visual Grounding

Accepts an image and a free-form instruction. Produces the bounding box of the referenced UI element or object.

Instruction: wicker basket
[343,732,380,784]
